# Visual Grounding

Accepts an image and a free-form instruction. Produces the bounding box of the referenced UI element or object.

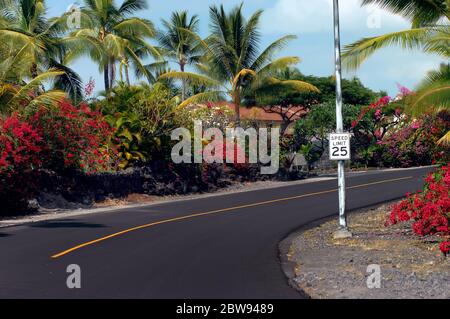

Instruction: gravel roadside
[281,203,450,299]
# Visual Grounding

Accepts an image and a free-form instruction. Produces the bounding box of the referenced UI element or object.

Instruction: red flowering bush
[388,164,450,256]
[0,101,118,214]
[0,114,43,213]
[28,101,117,173]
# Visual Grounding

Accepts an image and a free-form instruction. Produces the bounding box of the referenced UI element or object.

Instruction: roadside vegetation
[0,0,449,239]
[339,0,449,256]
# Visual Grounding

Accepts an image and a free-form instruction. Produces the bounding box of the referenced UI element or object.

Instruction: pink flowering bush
[351,95,394,139]
[84,77,95,98]
[351,85,449,167]
[380,113,450,167]
[388,164,450,256]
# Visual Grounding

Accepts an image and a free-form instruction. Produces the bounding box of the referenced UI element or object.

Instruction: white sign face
[329,133,351,160]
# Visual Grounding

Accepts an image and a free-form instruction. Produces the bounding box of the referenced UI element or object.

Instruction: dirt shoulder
[282,203,450,299]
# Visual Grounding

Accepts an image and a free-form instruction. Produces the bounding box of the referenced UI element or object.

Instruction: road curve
[0,167,434,298]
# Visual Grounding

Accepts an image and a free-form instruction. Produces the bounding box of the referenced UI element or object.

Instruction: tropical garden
[0,0,448,254]
[340,0,450,256]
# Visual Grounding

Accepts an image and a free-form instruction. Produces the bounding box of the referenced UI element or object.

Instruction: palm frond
[177,91,225,109]
[49,60,84,103]
[438,130,450,145]
[10,69,64,104]
[232,68,256,88]
[25,90,66,109]
[254,77,319,97]
[407,63,450,116]
[256,56,301,79]
[342,27,443,70]
[251,35,297,71]
[159,71,221,87]
[361,0,449,26]
[113,17,155,37]
[119,0,148,15]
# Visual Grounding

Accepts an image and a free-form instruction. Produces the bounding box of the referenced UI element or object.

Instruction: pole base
[333,228,352,239]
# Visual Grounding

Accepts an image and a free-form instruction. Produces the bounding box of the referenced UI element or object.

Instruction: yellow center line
[51,176,412,259]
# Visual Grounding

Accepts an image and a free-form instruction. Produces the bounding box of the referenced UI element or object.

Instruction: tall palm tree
[157,11,203,101]
[342,0,449,143]
[0,0,83,100]
[160,4,318,122]
[66,0,157,90]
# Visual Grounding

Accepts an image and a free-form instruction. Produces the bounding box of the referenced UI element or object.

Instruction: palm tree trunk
[125,65,130,86]
[30,63,38,79]
[233,91,241,125]
[180,63,186,101]
[109,60,116,89]
[104,63,110,91]
[30,62,44,93]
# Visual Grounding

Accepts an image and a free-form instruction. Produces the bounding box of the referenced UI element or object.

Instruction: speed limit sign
[329,133,351,160]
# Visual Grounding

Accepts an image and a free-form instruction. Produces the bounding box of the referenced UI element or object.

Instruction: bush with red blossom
[0,114,44,213]
[388,164,450,256]
[28,100,117,173]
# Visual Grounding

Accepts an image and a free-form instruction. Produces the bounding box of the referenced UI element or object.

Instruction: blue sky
[46,0,446,97]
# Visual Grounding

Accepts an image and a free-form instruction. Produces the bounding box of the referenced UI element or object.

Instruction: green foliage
[293,102,362,159]
[342,0,449,116]
[404,63,450,145]
[157,10,203,101]
[176,104,234,131]
[105,110,145,169]
[67,0,158,90]
[360,0,449,27]
[0,0,84,101]
[299,143,321,171]
[250,67,380,107]
[99,82,178,168]
[342,0,449,70]
[160,4,318,120]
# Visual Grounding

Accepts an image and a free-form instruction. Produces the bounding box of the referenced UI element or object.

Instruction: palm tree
[0,43,65,113]
[160,4,318,123]
[157,11,203,101]
[0,0,83,100]
[66,0,158,90]
[342,0,449,143]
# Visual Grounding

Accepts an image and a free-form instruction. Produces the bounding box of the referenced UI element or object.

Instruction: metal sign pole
[333,0,351,238]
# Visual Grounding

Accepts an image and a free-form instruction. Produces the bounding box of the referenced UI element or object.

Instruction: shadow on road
[29,219,105,229]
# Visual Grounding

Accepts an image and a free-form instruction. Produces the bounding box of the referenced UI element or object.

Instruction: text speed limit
[329,133,351,160]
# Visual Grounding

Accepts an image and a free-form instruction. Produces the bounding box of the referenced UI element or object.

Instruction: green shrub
[99,83,179,168]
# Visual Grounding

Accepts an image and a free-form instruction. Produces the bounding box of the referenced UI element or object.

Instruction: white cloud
[351,50,446,94]
[261,0,409,34]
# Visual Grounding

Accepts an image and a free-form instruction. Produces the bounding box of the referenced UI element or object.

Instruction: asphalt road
[0,166,434,299]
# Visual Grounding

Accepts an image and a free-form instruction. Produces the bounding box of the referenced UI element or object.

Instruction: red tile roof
[212,102,308,122]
